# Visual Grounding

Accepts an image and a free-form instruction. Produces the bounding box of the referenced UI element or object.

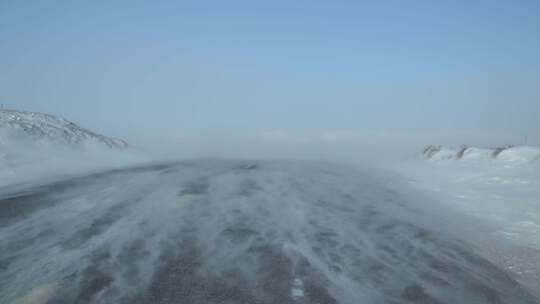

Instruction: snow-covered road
[1,160,538,303]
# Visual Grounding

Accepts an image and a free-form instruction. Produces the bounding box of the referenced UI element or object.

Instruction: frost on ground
[397,146,540,299]
[1,160,538,304]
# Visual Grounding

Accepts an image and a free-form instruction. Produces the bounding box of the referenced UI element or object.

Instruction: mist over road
[0,160,537,304]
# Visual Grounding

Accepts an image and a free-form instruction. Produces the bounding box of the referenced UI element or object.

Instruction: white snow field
[397,146,540,299]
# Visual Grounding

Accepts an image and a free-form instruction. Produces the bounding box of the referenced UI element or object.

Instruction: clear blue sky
[1,0,539,134]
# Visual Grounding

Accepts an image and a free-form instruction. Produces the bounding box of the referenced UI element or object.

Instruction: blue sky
[1,0,539,135]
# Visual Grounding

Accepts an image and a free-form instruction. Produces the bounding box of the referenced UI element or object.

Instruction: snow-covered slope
[0,109,127,149]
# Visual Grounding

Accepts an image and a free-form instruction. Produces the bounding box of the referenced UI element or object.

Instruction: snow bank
[429,147,457,160]
[423,145,540,164]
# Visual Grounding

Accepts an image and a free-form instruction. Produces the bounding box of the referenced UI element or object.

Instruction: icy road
[0,160,538,304]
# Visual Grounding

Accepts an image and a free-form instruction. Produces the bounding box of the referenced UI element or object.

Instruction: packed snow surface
[1,160,538,304]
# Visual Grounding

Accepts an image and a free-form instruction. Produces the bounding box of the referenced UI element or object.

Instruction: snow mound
[0,109,127,149]
[422,145,458,160]
[497,146,540,163]
[431,148,457,160]
[461,147,494,160]
[423,145,540,164]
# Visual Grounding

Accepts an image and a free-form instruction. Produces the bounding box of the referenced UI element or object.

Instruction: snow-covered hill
[0,109,143,187]
[0,109,128,149]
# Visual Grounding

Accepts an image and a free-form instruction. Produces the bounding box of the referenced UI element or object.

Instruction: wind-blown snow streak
[0,160,537,303]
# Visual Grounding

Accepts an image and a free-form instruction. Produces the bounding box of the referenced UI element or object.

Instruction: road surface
[1,160,538,303]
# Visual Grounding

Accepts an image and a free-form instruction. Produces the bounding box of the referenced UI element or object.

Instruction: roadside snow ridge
[423,145,540,163]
